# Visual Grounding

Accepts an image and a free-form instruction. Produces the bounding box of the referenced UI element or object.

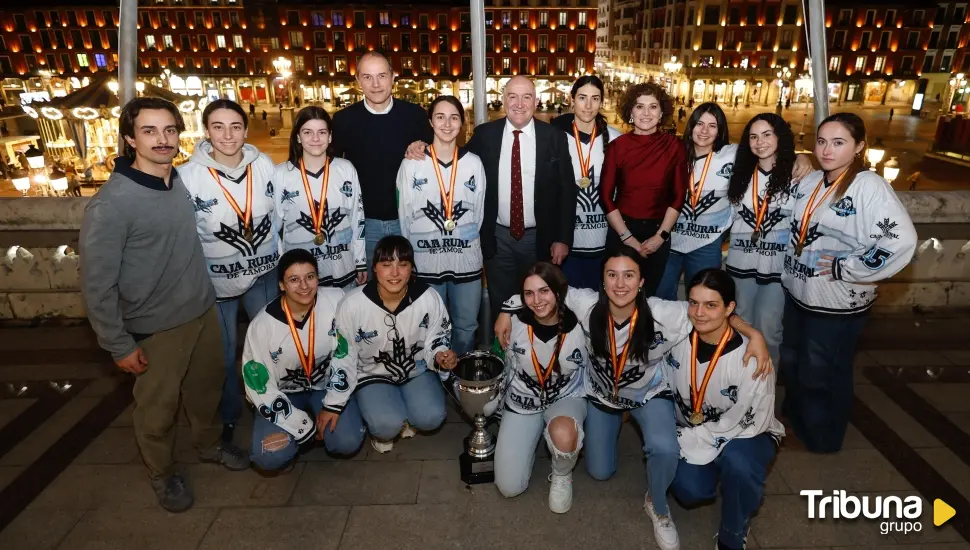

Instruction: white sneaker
[643,493,680,550]
[370,438,394,454]
[400,422,417,439]
[547,472,573,514]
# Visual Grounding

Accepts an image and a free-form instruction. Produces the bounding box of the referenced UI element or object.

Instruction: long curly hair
[618,82,672,128]
[728,113,796,204]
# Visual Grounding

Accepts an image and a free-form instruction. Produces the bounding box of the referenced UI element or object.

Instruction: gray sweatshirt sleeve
[79,199,136,361]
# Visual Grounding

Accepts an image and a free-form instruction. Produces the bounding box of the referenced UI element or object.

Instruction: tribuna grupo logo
[801,490,923,535]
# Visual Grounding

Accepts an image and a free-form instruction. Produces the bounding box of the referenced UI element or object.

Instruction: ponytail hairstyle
[569,74,612,153]
[588,247,656,364]
[516,262,576,374]
[818,112,868,199]
[687,268,737,309]
[727,113,796,204]
[683,102,730,172]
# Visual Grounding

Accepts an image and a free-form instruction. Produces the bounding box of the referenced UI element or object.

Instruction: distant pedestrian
[295,97,301,108]
[249,103,256,118]
[278,102,283,117]
[261,109,267,122]
[888,108,894,122]
[734,97,740,111]
[678,106,686,122]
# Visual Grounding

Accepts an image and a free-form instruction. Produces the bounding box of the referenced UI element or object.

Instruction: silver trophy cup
[452,350,504,484]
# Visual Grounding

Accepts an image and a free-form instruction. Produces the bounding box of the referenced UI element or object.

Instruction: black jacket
[465,117,576,260]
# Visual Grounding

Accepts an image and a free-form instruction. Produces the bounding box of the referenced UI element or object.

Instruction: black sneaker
[199,442,250,471]
[221,423,235,443]
[150,472,194,513]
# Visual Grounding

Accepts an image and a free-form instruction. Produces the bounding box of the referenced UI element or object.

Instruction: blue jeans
[431,280,482,356]
[560,254,603,290]
[656,235,725,301]
[780,296,868,453]
[364,218,402,270]
[355,371,447,441]
[584,397,680,515]
[670,433,777,550]
[733,278,785,368]
[216,268,279,427]
[494,397,587,498]
[250,390,366,470]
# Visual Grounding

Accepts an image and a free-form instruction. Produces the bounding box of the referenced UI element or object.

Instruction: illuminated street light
[866,147,885,170]
[883,157,900,183]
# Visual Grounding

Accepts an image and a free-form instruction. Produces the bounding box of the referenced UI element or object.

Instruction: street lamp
[776,67,791,114]
[273,56,292,105]
[866,147,885,170]
[883,157,900,183]
[11,167,30,196]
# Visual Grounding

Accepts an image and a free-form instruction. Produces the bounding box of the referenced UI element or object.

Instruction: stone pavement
[1,318,970,550]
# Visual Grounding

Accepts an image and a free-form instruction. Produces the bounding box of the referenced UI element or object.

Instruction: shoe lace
[657,515,674,530]
[547,473,572,487]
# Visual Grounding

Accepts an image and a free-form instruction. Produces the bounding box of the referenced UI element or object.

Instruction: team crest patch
[355,328,378,344]
[716,162,734,178]
[269,346,283,363]
[191,195,219,213]
[340,181,353,197]
[265,181,274,198]
[463,175,476,192]
[649,331,667,350]
[831,196,856,217]
[566,348,583,364]
[334,331,349,358]
[412,176,427,190]
[720,385,739,403]
[280,189,300,204]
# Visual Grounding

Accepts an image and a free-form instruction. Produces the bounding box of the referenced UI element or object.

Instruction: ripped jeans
[493,397,587,498]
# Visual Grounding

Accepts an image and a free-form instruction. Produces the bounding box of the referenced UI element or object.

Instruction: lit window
[95,53,107,68]
[558,12,567,26]
[77,53,89,67]
[854,55,866,71]
[216,35,226,48]
[874,56,885,72]
[145,35,156,49]
[578,12,587,26]
[163,35,173,49]
[829,56,841,71]
[233,35,243,48]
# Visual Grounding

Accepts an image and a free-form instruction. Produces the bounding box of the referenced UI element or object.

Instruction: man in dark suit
[466,76,576,322]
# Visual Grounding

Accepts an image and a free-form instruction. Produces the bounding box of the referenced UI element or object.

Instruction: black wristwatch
[658,229,670,241]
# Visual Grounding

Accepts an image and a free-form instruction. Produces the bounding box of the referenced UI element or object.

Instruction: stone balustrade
[1,192,969,321]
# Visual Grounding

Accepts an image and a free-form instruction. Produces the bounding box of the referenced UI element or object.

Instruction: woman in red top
[599,83,687,296]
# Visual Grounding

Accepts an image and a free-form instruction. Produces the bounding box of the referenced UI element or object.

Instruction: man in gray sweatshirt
[80,97,249,513]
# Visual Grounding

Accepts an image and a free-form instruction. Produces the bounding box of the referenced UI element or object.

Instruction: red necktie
[510,129,524,240]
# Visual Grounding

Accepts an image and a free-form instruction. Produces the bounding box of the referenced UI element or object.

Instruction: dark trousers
[780,296,869,453]
[560,254,603,290]
[485,225,537,325]
[671,433,777,550]
[605,216,670,297]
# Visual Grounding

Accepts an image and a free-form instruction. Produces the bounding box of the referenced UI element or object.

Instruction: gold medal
[572,123,597,191]
[795,243,804,256]
[688,328,734,428]
[208,166,254,244]
[244,226,254,243]
[607,309,639,402]
[313,233,325,246]
[444,219,457,232]
[300,158,330,245]
[578,176,591,188]
[794,170,850,257]
[527,326,565,407]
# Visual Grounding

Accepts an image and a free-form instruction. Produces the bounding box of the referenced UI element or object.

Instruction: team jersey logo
[355,328,378,344]
[375,332,423,383]
[720,385,739,403]
[265,181,274,198]
[874,218,899,240]
[682,190,720,220]
[280,355,330,390]
[269,346,283,363]
[649,331,667,350]
[191,194,219,214]
[419,313,430,328]
[420,199,471,235]
[739,406,756,429]
[280,189,300,204]
[716,162,734,178]
[739,204,786,236]
[566,348,583,365]
[831,196,857,217]
[214,215,273,256]
[511,342,527,356]
[665,352,681,370]
[412,176,428,190]
[340,181,353,197]
[463,175,477,193]
[297,202,347,242]
[789,219,824,249]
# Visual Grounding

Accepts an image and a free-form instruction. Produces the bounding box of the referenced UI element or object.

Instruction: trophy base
[459,451,495,485]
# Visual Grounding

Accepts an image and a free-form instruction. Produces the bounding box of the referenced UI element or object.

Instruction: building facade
[0,0,596,108]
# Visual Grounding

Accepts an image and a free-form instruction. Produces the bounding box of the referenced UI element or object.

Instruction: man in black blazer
[465,76,576,322]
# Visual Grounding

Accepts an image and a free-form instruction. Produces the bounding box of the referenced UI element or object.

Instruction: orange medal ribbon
[571,122,598,182]
[750,169,771,238]
[281,297,316,383]
[299,158,330,242]
[607,308,639,400]
[688,327,734,425]
[208,166,253,238]
[689,153,714,208]
[794,169,850,255]
[429,145,459,229]
[527,326,566,402]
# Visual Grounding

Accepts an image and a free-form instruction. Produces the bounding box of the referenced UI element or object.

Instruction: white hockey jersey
[781,169,917,314]
[553,115,623,257]
[180,142,279,299]
[324,282,452,414]
[240,288,346,444]
[503,287,692,410]
[663,330,785,465]
[274,158,366,288]
[501,314,587,414]
[725,167,797,284]
[397,147,487,284]
[672,143,739,254]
